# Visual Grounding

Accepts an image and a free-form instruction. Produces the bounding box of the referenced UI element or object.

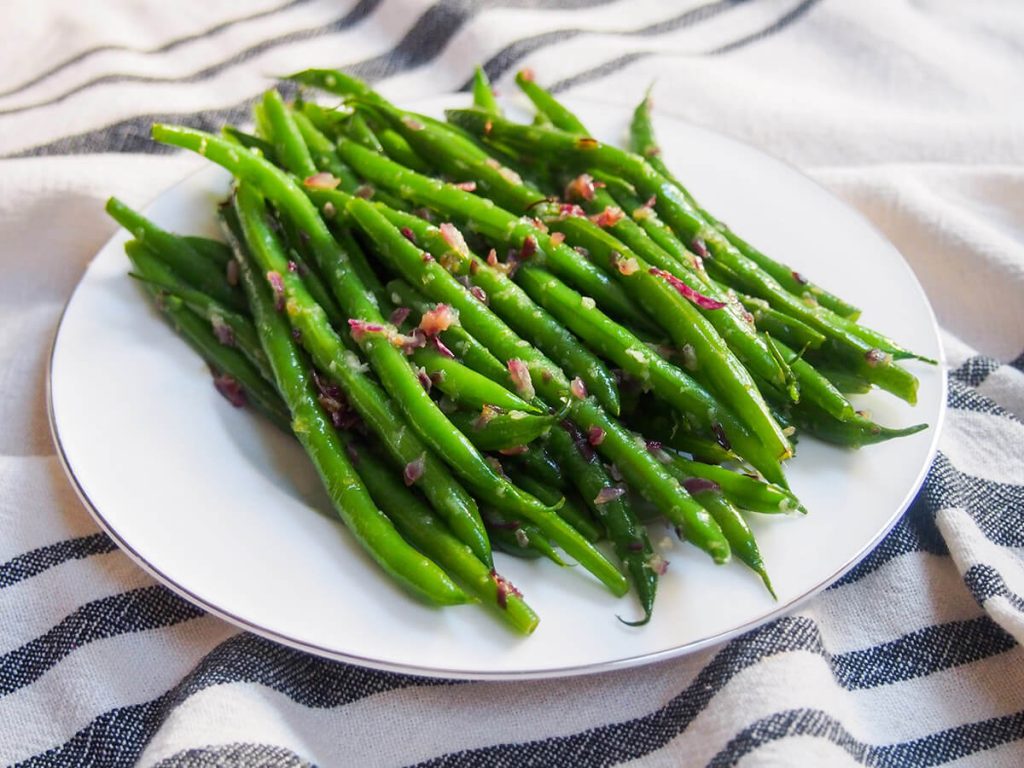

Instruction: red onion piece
[303,172,340,190]
[587,426,605,446]
[507,359,536,400]
[347,318,387,342]
[403,455,426,486]
[682,477,720,495]
[266,271,285,312]
[389,306,411,326]
[649,268,726,309]
[570,377,587,399]
[213,374,247,408]
[594,486,626,505]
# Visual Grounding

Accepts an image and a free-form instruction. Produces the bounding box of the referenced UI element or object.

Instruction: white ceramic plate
[49,96,945,680]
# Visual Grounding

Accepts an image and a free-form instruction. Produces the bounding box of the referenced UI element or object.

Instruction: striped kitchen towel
[2,0,1023,765]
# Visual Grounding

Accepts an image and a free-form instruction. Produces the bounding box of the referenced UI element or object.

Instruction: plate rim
[46,95,948,681]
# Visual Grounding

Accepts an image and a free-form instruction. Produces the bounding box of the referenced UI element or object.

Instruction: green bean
[222,126,278,163]
[546,423,657,625]
[349,440,539,632]
[791,402,928,448]
[771,337,856,422]
[447,408,557,452]
[182,235,233,271]
[514,264,786,485]
[514,69,588,134]
[384,278,510,384]
[665,452,804,515]
[411,348,541,414]
[445,109,924,404]
[506,444,565,489]
[106,197,246,312]
[223,182,492,566]
[344,196,629,596]
[334,138,651,330]
[547,215,793,462]
[738,294,826,350]
[290,109,361,191]
[230,204,467,606]
[472,66,501,115]
[629,90,860,321]
[671,476,775,597]
[313,185,622,417]
[485,510,567,566]
[339,194,731,562]
[124,240,290,431]
[507,469,603,543]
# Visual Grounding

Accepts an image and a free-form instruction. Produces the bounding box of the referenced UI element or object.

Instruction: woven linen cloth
[3,0,1024,765]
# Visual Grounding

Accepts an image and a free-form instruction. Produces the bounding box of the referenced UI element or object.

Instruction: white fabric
[2,1,1023,766]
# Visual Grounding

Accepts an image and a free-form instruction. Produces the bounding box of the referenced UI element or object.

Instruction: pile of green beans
[105,65,931,634]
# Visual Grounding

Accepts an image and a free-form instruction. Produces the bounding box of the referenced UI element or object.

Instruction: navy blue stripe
[15,633,449,768]
[707,708,1024,768]
[0,533,117,589]
[951,355,1003,388]
[469,0,746,89]
[964,563,1024,615]
[547,0,822,93]
[0,0,381,118]
[948,377,1022,424]
[833,617,1016,690]
[0,0,311,101]
[6,0,608,157]
[926,453,1024,548]
[708,0,823,55]
[0,586,203,698]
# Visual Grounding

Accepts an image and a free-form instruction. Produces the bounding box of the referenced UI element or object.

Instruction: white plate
[49,96,945,680]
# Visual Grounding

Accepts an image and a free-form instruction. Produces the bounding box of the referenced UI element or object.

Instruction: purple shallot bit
[711,422,731,451]
[469,285,488,304]
[594,486,626,505]
[627,540,645,553]
[587,426,606,446]
[266,270,286,311]
[431,335,456,358]
[415,366,432,392]
[303,172,340,190]
[519,235,537,262]
[225,259,240,286]
[608,463,624,482]
[570,377,587,400]
[400,226,416,244]
[401,115,424,131]
[590,206,624,228]
[345,443,360,464]
[419,303,455,336]
[690,237,709,260]
[346,318,388,342]
[287,260,299,273]
[389,306,411,326]
[549,231,565,247]
[474,404,500,429]
[291,328,302,343]
[557,203,586,219]
[564,173,596,202]
[490,569,523,610]
[646,440,671,463]
[421,250,434,263]
[403,455,426,486]
[649,268,726,310]
[864,348,891,368]
[354,185,375,200]
[469,259,479,275]
[395,328,427,354]
[612,252,640,276]
[645,553,669,576]
[562,420,595,461]
[499,444,529,456]
[682,477,720,495]
[439,222,470,256]
[210,315,235,346]
[507,358,536,400]
[213,374,247,408]
[486,248,499,267]
[453,180,477,192]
